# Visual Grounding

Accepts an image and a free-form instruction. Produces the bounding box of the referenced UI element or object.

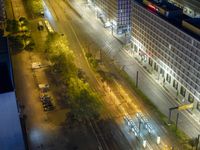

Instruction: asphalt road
[63,0,200,140]
[11,0,27,19]
[44,0,133,149]
[44,0,184,149]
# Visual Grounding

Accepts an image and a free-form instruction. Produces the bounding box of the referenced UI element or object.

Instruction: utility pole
[175,113,179,130]
[136,71,139,88]
[111,22,114,36]
[99,48,102,61]
[196,134,200,150]
[138,119,141,136]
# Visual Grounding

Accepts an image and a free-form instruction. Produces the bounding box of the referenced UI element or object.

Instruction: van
[38,21,44,30]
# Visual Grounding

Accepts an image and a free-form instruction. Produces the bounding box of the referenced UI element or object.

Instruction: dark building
[0,35,26,150]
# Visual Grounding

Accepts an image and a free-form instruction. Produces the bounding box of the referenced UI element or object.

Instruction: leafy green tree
[45,33,77,79]
[26,0,43,16]
[19,17,29,26]
[24,36,35,50]
[67,77,102,123]
[6,19,20,33]
[31,0,43,15]
[8,35,25,50]
[50,52,77,80]
[188,138,198,149]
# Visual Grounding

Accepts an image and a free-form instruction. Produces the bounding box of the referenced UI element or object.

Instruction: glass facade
[95,0,131,33]
[132,1,200,104]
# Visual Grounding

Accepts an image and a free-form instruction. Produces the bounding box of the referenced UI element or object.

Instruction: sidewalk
[69,0,200,138]
[125,48,200,124]
[11,0,27,19]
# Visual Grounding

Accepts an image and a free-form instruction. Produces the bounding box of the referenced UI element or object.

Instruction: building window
[134,44,138,52]
[160,68,165,77]
[180,86,186,97]
[166,74,171,83]
[173,79,178,90]
[154,63,158,72]
[149,58,153,66]
[188,94,194,103]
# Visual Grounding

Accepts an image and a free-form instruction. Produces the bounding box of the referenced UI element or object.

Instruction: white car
[38,84,49,89]
[31,62,42,69]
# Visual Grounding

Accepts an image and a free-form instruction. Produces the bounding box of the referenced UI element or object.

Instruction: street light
[196,134,200,150]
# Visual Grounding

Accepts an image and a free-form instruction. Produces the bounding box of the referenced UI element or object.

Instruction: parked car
[32,62,42,69]
[40,93,50,100]
[37,21,44,31]
[42,100,52,106]
[40,11,44,17]
[44,105,54,111]
[38,84,49,89]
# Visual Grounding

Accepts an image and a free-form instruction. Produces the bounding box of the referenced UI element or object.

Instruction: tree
[6,19,20,33]
[31,0,43,15]
[188,138,198,149]
[45,33,77,79]
[50,52,77,80]
[8,35,25,50]
[24,37,35,50]
[67,77,102,123]
[19,17,29,26]
[26,0,43,16]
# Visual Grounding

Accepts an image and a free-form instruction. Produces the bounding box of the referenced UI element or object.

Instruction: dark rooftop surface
[0,36,8,53]
[147,0,181,11]
[0,35,13,93]
[169,0,200,13]
[0,62,13,93]
[0,34,25,149]
[184,18,200,28]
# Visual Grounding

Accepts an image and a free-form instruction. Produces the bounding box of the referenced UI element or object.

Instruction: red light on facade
[148,4,156,11]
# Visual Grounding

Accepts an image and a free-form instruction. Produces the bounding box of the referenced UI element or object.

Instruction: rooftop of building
[0,35,8,53]
[0,36,13,93]
[146,0,181,11]
[0,34,25,150]
[183,18,200,29]
[169,0,200,14]
[134,0,200,41]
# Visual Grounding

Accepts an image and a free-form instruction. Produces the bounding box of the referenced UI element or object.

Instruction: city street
[65,0,200,139]
[9,0,200,149]
[43,0,185,149]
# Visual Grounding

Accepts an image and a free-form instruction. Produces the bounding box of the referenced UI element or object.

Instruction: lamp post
[196,134,200,150]
[136,71,139,88]
[111,22,114,36]
[175,112,179,130]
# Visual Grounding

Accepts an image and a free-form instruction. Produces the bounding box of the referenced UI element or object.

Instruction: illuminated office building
[131,0,200,110]
[94,0,131,34]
